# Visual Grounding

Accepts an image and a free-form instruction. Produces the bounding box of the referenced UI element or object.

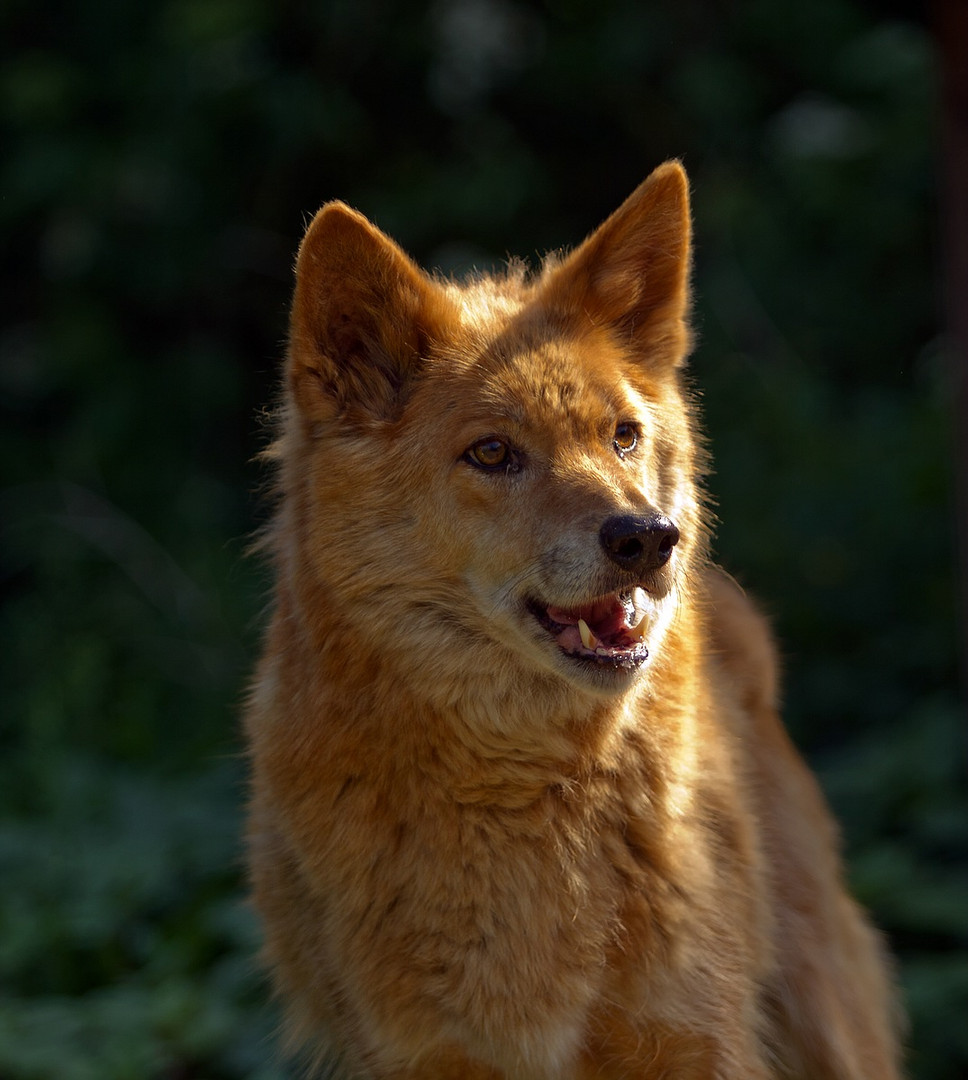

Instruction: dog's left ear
[540,160,692,367]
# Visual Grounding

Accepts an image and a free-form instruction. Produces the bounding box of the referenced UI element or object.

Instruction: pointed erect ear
[287,202,446,424]
[539,160,693,367]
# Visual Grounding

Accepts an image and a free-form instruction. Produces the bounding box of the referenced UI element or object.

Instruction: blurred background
[1,0,965,1076]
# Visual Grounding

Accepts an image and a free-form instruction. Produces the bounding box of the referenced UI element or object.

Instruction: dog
[245,161,903,1078]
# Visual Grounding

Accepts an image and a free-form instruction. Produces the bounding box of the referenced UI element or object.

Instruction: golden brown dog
[245,161,903,1078]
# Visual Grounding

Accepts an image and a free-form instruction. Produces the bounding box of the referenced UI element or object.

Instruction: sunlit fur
[245,162,903,1078]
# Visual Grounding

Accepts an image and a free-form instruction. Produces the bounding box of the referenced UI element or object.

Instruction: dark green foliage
[1,0,963,1076]
[0,759,287,1078]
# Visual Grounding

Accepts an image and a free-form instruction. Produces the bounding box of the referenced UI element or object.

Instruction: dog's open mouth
[527,589,650,669]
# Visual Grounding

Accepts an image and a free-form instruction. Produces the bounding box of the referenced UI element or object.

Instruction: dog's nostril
[615,538,644,562]
[600,514,679,572]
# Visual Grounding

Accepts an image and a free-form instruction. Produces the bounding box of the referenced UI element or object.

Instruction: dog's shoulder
[701,563,779,718]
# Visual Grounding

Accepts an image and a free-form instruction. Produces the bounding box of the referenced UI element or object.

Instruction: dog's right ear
[287,203,446,424]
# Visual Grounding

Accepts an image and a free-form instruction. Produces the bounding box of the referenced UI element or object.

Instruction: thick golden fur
[245,162,903,1078]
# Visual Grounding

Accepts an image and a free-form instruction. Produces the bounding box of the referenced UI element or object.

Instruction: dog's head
[274,162,706,705]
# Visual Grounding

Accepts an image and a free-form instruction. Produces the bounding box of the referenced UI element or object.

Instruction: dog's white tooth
[578,618,599,650]
[628,588,651,639]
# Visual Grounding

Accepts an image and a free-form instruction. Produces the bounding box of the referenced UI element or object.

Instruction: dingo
[246,161,902,1078]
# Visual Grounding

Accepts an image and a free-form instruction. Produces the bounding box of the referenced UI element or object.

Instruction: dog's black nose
[599,513,680,573]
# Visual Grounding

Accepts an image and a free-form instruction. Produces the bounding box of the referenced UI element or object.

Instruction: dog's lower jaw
[553,648,652,698]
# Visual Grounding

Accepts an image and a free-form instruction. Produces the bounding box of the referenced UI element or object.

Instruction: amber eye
[613,422,638,454]
[466,437,512,471]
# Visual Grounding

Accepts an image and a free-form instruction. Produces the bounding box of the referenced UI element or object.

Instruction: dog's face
[402,324,699,696]
[277,162,704,702]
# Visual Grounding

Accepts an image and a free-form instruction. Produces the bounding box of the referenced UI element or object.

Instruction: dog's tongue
[546,595,631,638]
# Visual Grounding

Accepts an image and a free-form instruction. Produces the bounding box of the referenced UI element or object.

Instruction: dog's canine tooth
[628,618,648,642]
[632,587,647,618]
[577,618,599,650]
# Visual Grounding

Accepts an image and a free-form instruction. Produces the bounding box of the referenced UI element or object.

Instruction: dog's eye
[613,423,639,454]
[466,437,512,471]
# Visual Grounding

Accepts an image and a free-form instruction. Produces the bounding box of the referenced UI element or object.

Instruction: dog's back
[245,162,903,1078]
